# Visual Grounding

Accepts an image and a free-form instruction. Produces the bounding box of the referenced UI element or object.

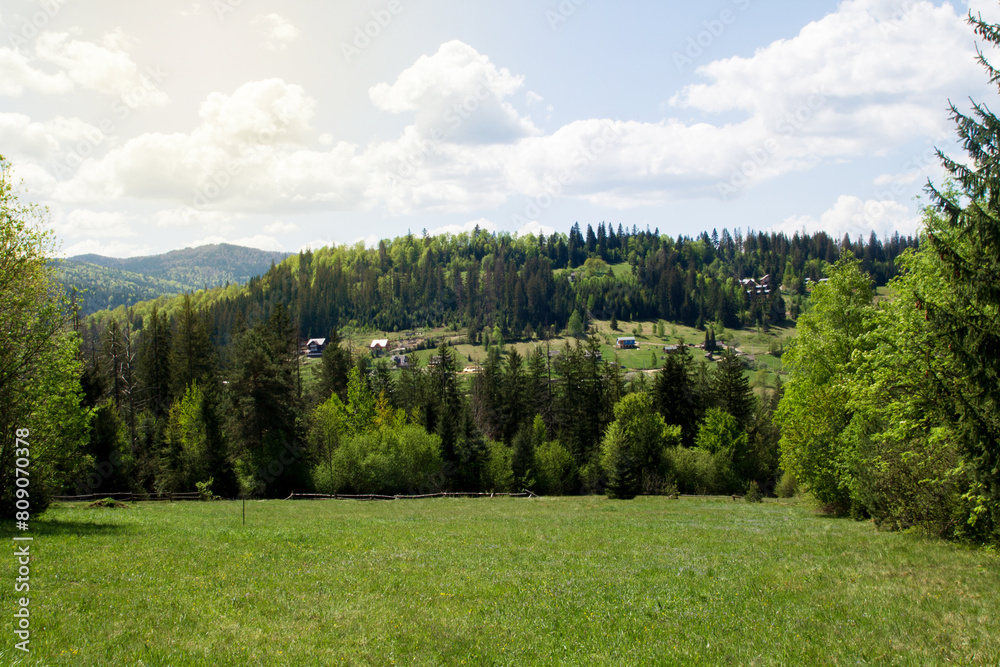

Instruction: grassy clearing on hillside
[2,498,997,666]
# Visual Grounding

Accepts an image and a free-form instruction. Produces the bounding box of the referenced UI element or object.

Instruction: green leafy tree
[0,157,89,516]
[567,309,585,337]
[775,256,875,510]
[600,393,676,499]
[696,407,748,492]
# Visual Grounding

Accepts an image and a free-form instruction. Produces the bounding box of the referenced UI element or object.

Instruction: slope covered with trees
[59,243,292,315]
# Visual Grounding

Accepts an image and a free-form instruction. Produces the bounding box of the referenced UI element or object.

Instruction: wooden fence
[54,491,539,503]
[285,491,538,501]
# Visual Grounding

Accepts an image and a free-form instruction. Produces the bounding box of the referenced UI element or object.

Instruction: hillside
[92,224,916,347]
[59,243,292,314]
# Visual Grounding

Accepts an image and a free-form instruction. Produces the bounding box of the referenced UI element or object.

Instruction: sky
[2,0,1000,258]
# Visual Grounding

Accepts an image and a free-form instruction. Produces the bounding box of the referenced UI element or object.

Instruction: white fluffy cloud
[772,194,923,240]
[0,47,72,96]
[252,14,300,52]
[34,30,168,107]
[36,1,987,225]
[54,78,321,204]
[671,0,977,152]
[369,40,540,145]
[0,113,107,161]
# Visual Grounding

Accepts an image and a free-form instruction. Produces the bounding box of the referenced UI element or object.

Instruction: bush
[776,471,797,498]
[196,477,218,501]
[665,446,732,495]
[744,480,764,503]
[315,423,443,495]
[534,440,578,495]
[481,439,514,492]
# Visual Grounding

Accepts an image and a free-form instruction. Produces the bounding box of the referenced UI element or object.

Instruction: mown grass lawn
[2,497,997,666]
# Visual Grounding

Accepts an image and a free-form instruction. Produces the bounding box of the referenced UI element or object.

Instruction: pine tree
[712,348,755,428]
[318,328,352,401]
[924,11,1000,536]
[653,346,702,447]
[139,305,172,417]
[170,294,216,398]
[432,343,462,467]
[501,348,527,443]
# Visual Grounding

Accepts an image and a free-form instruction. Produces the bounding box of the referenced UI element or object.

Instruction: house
[663,345,679,353]
[616,337,638,349]
[369,339,389,356]
[390,354,409,368]
[304,338,327,358]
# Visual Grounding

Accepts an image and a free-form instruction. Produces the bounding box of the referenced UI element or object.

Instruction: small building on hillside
[663,345,679,354]
[616,337,638,349]
[304,338,327,358]
[369,339,389,356]
[391,354,409,368]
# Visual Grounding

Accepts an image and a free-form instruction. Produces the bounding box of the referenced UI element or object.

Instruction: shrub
[666,446,721,495]
[196,477,218,501]
[481,439,514,492]
[776,471,798,498]
[316,423,443,495]
[744,480,764,503]
[534,440,578,495]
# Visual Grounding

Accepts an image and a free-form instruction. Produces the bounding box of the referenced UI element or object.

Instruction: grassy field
[2,497,997,666]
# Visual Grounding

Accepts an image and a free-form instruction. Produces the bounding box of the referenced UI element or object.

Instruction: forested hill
[107,224,918,342]
[59,243,292,314]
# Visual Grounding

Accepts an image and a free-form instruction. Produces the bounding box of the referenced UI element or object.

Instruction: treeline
[71,293,783,504]
[105,224,918,349]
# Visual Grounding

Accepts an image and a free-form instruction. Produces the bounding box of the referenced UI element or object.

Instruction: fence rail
[285,491,538,501]
[53,490,540,503]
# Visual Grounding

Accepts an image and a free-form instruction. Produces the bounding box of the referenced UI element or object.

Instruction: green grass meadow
[3,497,998,666]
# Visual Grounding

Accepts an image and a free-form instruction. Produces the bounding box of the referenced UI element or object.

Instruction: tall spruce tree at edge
[925,10,1000,538]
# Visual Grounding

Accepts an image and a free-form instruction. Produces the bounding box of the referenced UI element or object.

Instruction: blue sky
[2,0,997,256]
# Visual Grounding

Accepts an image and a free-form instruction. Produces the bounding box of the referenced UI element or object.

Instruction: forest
[2,164,996,544]
[2,14,999,547]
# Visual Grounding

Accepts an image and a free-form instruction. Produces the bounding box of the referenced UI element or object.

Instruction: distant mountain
[58,244,293,315]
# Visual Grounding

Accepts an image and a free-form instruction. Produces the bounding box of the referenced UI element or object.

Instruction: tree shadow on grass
[1,518,127,539]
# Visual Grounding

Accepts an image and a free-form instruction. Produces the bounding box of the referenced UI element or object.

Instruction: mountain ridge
[59,243,293,315]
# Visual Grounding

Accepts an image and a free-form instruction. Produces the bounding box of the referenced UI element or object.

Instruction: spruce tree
[711,349,755,428]
[139,305,172,417]
[653,346,702,447]
[170,294,216,398]
[925,11,1000,535]
[318,328,351,401]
